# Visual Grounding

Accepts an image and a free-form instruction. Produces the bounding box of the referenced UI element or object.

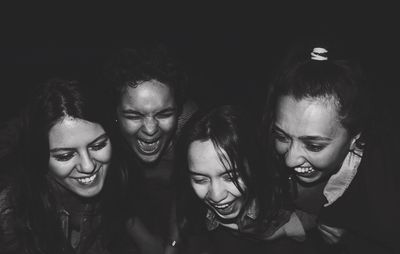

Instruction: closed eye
[52,152,75,162]
[90,140,109,151]
[272,129,290,143]
[123,114,142,120]
[191,177,209,184]
[304,143,326,152]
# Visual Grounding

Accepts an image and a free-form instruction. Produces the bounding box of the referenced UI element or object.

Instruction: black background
[0,4,398,121]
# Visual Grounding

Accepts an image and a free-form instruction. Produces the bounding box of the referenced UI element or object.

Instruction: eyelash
[53,153,74,162]
[52,140,108,162]
[123,112,175,120]
[191,178,208,184]
[273,132,290,143]
[305,144,325,152]
[91,140,108,151]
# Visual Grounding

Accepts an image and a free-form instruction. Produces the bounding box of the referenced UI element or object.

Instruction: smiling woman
[262,39,400,253]
[175,105,304,253]
[0,79,137,253]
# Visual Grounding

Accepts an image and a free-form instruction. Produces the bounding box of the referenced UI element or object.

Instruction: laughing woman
[175,105,313,254]
[0,79,136,253]
[262,41,400,253]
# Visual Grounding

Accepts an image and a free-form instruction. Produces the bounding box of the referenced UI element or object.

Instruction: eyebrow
[273,125,332,142]
[49,133,108,153]
[121,107,177,115]
[188,169,238,177]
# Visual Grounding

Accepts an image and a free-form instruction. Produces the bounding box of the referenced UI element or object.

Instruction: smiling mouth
[137,139,161,154]
[210,201,234,213]
[75,170,99,185]
[293,166,319,178]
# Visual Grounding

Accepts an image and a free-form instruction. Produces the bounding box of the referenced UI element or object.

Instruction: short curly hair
[103,43,188,112]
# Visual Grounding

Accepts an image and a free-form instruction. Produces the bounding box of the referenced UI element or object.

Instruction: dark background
[0,5,398,122]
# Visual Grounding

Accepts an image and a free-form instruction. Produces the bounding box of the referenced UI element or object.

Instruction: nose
[284,142,306,168]
[142,117,158,136]
[77,151,96,174]
[206,180,228,204]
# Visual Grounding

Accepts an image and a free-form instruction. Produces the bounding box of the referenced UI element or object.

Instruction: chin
[296,173,325,184]
[75,186,103,198]
[137,153,161,164]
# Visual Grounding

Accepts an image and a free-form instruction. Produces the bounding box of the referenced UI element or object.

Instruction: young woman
[262,41,400,253]
[103,44,198,254]
[0,79,136,253]
[176,105,313,254]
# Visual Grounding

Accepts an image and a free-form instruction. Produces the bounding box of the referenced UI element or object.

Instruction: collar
[323,145,364,207]
[205,199,257,231]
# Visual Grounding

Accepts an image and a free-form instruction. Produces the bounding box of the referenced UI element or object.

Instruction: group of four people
[0,39,398,254]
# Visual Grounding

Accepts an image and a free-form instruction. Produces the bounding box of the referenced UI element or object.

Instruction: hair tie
[310,47,328,61]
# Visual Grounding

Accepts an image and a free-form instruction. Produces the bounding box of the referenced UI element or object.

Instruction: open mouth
[137,139,161,154]
[210,201,235,215]
[75,170,99,185]
[293,166,318,177]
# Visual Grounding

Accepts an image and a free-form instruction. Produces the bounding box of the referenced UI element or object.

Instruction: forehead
[48,117,105,148]
[120,80,175,109]
[188,140,229,175]
[275,95,345,138]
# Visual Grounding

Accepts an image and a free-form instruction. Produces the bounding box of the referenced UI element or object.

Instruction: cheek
[307,149,344,170]
[274,140,288,155]
[119,120,141,136]
[48,160,73,179]
[93,146,113,164]
[227,182,243,197]
[190,182,208,200]
[158,117,177,133]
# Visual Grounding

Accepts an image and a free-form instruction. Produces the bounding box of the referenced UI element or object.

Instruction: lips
[74,169,100,186]
[293,166,319,178]
[209,200,236,216]
[137,139,161,154]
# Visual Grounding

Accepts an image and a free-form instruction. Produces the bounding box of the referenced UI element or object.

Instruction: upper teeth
[77,173,97,184]
[294,167,315,173]
[138,140,160,152]
[214,203,230,209]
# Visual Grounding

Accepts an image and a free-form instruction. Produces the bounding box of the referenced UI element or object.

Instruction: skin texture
[117,80,178,164]
[188,140,246,221]
[48,117,112,198]
[273,95,358,184]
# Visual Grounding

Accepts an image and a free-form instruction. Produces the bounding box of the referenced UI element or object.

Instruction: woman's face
[48,117,112,197]
[272,95,358,184]
[117,80,178,164]
[188,140,246,220]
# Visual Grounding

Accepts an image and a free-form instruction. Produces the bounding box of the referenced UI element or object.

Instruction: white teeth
[213,203,230,209]
[294,167,315,174]
[137,140,160,153]
[76,173,97,184]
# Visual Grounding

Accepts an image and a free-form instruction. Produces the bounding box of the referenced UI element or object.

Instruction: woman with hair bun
[262,39,400,253]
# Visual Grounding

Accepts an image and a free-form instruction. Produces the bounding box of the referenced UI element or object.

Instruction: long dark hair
[4,79,129,253]
[176,105,282,235]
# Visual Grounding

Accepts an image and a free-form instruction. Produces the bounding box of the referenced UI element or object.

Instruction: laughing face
[273,95,359,184]
[117,80,178,164]
[188,140,246,221]
[48,117,111,197]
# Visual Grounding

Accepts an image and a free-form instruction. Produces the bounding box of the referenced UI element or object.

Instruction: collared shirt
[323,145,364,207]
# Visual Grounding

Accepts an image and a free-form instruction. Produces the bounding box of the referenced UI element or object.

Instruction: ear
[350,132,361,150]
